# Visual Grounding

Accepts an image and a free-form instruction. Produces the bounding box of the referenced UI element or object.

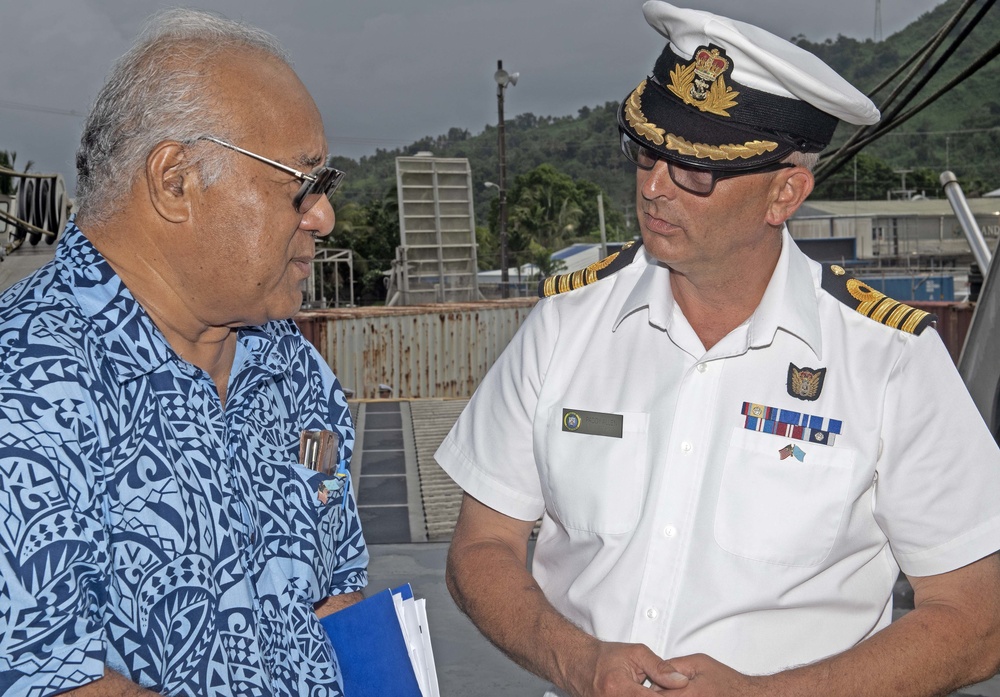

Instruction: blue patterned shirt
[0,222,368,696]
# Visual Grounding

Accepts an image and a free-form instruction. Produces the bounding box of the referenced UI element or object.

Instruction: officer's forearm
[757,554,1000,697]
[446,494,617,694]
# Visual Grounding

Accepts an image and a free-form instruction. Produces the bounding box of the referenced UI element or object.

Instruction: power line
[0,99,85,118]
[879,126,1000,137]
[0,100,422,148]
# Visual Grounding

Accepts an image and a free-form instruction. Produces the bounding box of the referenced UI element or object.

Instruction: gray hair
[75,8,290,222]
[783,150,820,172]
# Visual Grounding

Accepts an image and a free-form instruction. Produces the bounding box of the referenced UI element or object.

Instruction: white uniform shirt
[435,230,1000,676]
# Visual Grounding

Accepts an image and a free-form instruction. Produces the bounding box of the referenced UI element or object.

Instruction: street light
[494,59,518,298]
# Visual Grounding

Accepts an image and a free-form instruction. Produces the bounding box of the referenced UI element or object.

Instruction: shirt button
[696,363,707,373]
[681,442,693,453]
[663,525,677,538]
[646,608,658,620]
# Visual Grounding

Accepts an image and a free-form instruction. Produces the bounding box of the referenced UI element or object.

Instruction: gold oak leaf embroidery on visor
[625,80,668,145]
[624,79,780,162]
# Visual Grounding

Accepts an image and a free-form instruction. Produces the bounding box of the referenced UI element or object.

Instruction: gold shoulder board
[538,241,643,299]
[821,264,937,335]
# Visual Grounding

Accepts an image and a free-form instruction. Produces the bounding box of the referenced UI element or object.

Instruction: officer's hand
[565,640,689,696]
[656,653,763,695]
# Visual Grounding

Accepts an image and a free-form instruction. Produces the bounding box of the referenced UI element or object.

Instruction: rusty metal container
[294,300,536,399]
[294,299,975,399]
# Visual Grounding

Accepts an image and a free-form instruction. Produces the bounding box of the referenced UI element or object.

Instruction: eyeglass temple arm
[198,136,315,182]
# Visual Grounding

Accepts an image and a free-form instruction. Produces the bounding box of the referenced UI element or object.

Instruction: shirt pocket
[282,463,346,590]
[714,428,855,567]
[542,410,649,535]
[286,462,346,520]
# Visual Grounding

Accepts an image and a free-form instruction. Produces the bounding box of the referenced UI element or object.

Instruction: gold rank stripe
[539,243,639,298]
[885,303,912,330]
[869,298,898,324]
[858,296,931,333]
[901,308,931,333]
[543,276,557,298]
[826,268,936,336]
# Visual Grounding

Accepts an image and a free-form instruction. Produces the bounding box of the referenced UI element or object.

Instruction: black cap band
[652,45,839,152]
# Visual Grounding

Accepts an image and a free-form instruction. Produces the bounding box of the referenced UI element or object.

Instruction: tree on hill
[491,163,626,274]
[0,151,30,197]
[325,188,399,304]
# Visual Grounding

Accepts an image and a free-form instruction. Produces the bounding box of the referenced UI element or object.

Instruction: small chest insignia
[822,264,936,335]
[787,364,826,401]
[561,408,623,438]
[538,240,643,298]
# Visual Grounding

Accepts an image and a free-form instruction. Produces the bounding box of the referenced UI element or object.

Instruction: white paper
[391,589,439,697]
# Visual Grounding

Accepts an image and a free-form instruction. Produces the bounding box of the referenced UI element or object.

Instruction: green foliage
[483,163,626,272]
[338,101,636,230]
[324,188,400,303]
[0,151,19,197]
[797,0,1000,189]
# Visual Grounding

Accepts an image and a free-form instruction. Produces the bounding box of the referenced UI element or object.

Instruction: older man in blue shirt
[0,8,367,697]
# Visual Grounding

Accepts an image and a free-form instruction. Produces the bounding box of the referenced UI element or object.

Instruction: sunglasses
[619,130,794,197]
[199,136,345,213]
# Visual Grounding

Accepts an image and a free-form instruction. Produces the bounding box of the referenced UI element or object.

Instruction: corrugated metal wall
[294,300,536,399]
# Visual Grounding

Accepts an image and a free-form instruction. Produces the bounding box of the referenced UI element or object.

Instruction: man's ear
[765,167,814,227]
[146,141,196,223]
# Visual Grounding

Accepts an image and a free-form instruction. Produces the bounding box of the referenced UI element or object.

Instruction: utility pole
[494,60,517,298]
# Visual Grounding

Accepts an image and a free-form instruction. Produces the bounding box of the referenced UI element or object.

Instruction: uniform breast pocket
[714,429,855,567]
[542,410,649,535]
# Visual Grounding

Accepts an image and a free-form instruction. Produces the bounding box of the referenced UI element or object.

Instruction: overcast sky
[0,0,945,195]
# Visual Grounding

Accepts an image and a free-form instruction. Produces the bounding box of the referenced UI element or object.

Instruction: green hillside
[334,0,997,221]
[332,104,635,234]
[795,0,999,194]
[327,0,998,300]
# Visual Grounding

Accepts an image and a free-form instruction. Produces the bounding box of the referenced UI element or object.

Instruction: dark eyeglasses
[619,130,794,197]
[199,136,345,213]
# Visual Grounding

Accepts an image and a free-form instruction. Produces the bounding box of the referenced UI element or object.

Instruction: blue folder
[320,585,423,697]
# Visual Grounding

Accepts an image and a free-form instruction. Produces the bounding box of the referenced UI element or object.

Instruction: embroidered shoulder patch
[821,264,936,335]
[538,241,643,298]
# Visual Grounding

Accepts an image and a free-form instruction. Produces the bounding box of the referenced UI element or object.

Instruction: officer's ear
[765,167,814,227]
[146,141,196,224]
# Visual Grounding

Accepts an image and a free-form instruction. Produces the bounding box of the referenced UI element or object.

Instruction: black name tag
[562,409,623,438]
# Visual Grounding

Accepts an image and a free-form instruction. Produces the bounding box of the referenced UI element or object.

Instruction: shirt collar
[62,221,292,382]
[613,247,674,332]
[611,229,822,358]
[749,227,823,358]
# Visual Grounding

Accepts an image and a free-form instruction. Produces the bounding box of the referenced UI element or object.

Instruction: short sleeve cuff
[2,644,105,697]
[894,514,1000,578]
[435,435,545,522]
